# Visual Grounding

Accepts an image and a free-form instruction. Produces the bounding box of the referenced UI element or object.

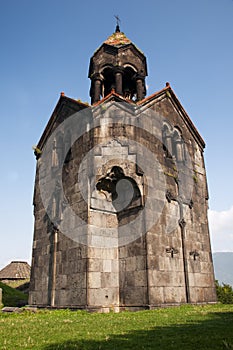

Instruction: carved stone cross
[165,189,193,303]
[190,250,200,261]
[166,247,179,258]
[166,190,193,213]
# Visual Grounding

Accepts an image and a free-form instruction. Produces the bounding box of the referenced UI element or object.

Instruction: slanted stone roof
[0,261,31,280]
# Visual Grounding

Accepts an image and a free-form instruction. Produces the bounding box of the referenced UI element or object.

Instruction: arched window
[162,124,186,162]
[172,128,185,162]
[52,133,64,168]
[162,123,173,158]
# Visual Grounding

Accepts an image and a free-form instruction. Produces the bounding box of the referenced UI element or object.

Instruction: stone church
[29,25,216,311]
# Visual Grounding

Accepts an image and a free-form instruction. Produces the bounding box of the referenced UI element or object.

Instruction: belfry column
[91,73,102,104]
[135,75,145,101]
[114,67,124,95]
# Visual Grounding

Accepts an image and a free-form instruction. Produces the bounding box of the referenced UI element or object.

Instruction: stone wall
[29,91,216,309]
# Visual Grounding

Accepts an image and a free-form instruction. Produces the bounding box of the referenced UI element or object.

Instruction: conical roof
[104,31,131,47]
[0,261,31,280]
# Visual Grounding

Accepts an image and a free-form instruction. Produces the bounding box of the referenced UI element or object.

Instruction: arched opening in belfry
[122,67,137,100]
[102,67,115,97]
[101,65,143,101]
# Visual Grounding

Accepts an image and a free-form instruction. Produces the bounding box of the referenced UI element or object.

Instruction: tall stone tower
[29,25,216,311]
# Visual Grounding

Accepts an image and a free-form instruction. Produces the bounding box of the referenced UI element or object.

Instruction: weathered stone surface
[1,307,22,313]
[29,29,216,311]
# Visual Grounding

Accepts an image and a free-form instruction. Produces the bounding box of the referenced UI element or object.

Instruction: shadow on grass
[43,312,233,350]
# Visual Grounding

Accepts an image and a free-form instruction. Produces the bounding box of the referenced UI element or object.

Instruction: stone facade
[29,27,216,310]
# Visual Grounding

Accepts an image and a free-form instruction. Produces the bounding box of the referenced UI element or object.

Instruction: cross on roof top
[114,15,121,32]
[114,15,121,26]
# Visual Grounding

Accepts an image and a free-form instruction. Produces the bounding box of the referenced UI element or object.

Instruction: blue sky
[0,0,233,269]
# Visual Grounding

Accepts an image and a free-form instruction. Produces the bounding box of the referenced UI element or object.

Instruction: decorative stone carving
[190,250,200,261]
[94,166,142,213]
[166,247,179,258]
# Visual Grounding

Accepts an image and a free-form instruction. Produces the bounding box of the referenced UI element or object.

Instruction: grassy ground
[0,304,233,349]
[0,282,28,307]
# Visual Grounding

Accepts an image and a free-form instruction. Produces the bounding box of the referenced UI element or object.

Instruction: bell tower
[89,25,148,104]
[29,23,217,311]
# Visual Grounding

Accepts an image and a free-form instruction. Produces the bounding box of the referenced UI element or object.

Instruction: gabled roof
[93,89,135,107]
[37,93,89,150]
[0,261,31,280]
[36,84,205,154]
[137,83,205,149]
[90,85,205,149]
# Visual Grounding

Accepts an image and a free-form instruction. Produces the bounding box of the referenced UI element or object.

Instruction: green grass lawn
[0,304,233,349]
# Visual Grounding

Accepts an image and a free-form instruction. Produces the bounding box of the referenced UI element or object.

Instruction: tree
[215,280,233,304]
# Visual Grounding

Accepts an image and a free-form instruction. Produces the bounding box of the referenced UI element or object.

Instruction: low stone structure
[0,261,31,285]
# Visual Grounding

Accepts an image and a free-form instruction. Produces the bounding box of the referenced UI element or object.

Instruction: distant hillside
[0,281,28,307]
[213,252,233,286]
